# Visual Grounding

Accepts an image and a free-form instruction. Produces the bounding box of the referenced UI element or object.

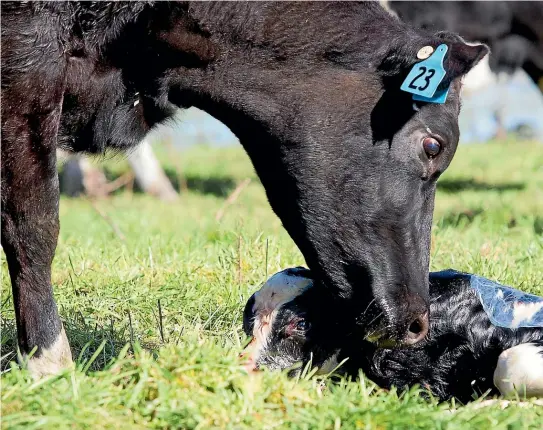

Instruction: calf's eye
[286,318,311,337]
[422,137,441,158]
[296,320,310,331]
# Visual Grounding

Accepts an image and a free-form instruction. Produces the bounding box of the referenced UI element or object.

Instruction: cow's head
[150,2,488,345]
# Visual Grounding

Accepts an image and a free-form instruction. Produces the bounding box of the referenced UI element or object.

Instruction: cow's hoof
[22,327,73,379]
[494,343,543,398]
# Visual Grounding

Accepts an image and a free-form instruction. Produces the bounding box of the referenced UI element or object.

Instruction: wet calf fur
[2,2,487,376]
[243,268,543,403]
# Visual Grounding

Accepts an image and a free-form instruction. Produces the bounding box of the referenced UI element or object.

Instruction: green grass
[2,140,543,429]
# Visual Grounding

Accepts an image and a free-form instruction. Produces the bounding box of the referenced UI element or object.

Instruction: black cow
[388,1,543,92]
[1,2,486,377]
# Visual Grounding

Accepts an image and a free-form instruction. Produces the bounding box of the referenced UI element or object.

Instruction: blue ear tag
[412,86,449,104]
[400,44,449,104]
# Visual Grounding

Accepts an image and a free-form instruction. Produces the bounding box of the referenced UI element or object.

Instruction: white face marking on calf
[510,301,543,328]
[244,270,312,370]
[494,343,543,397]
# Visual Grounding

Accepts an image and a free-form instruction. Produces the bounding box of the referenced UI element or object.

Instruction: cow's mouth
[364,312,429,347]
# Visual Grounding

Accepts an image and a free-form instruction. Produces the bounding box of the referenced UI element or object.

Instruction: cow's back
[1,1,172,154]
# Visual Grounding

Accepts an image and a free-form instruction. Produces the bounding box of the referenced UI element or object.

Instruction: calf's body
[243,268,543,403]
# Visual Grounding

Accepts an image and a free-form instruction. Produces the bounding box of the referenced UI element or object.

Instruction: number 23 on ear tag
[400,44,449,104]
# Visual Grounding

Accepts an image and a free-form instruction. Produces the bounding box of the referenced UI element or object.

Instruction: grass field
[1,140,543,429]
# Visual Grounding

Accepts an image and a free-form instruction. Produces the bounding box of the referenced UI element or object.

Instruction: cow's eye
[422,137,441,158]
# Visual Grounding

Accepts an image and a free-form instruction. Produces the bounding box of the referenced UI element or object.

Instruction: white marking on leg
[23,327,73,379]
[494,343,543,397]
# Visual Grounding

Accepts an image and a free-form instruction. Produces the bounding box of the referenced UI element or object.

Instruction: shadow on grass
[59,167,240,198]
[120,166,238,198]
[437,179,525,193]
[436,208,484,228]
[184,175,237,197]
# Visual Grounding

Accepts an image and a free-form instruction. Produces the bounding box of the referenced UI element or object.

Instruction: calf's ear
[243,293,257,336]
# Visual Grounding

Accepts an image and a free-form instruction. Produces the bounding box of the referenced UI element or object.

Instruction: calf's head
[156,3,488,345]
[242,268,342,374]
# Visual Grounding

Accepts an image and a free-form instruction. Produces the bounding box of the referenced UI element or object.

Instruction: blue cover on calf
[433,270,543,329]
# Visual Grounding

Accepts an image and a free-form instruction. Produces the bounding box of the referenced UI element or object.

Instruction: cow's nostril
[405,312,429,345]
[408,319,423,335]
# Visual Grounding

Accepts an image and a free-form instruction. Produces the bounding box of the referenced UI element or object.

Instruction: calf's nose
[239,338,259,372]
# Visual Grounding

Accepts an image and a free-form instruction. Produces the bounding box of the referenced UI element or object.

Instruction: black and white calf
[242,268,543,403]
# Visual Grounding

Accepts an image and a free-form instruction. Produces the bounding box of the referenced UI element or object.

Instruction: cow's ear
[435,31,489,80]
[377,32,488,81]
[444,42,489,81]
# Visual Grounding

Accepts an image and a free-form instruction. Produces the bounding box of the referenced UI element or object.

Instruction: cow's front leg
[1,103,72,378]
